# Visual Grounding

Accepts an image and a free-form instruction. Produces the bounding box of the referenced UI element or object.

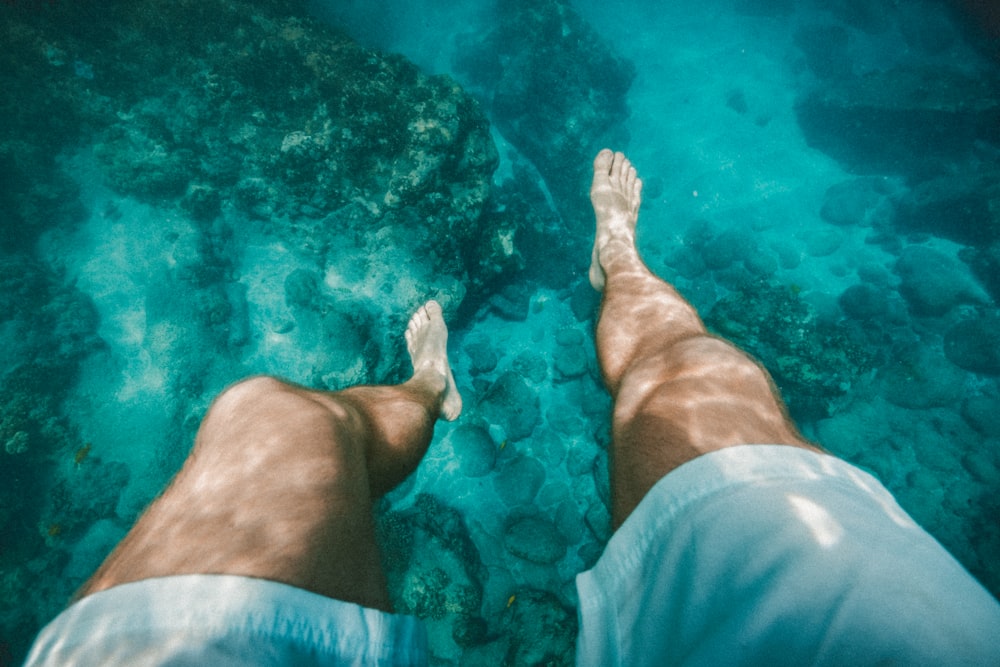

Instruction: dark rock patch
[465,339,499,376]
[945,313,1000,374]
[895,245,988,317]
[479,371,541,441]
[962,393,1000,437]
[893,173,1000,246]
[707,281,876,420]
[448,424,497,478]
[881,342,967,408]
[493,455,546,506]
[820,177,894,227]
[795,67,1000,178]
[839,284,889,321]
[512,350,548,383]
[503,515,567,564]
[501,589,576,667]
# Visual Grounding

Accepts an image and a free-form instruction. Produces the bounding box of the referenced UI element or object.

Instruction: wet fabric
[575,445,1000,667]
[24,574,428,666]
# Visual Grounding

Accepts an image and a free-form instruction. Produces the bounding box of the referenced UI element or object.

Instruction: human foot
[589,149,643,290]
[405,300,462,421]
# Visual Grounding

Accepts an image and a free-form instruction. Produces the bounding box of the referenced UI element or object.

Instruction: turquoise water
[2,0,999,664]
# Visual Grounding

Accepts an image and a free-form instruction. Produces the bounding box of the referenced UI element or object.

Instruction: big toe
[593,148,614,173]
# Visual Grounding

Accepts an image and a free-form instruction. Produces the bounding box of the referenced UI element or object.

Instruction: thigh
[76,377,393,612]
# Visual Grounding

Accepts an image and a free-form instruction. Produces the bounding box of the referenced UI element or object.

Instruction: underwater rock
[503,515,567,564]
[820,177,894,227]
[455,0,635,242]
[493,455,546,507]
[377,494,486,660]
[706,281,875,421]
[744,250,779,279]
[702,228,756,271]
[0,146,84,251]
[500,589,576,667]
[961,445,1000,484]
[881,342,967,408]
[533,428,568,468]
[465,338,499,376]
[2,0,506,322]
[46,459,130,538]
[944,313,1000,375]
[0,254,100,571]
[895,245,988,317]
[553,342,588,380]
[893,172,1000,246]
[966,242,1000,304]
[838,284,890,321]
[592,452,611,510]
[795,67,1000,177]
[666,245,710,280]
[488,284,532,321]
[585,499,612,543]
[555,328,585,347]
[570,280,600,322]
[512,350,548,383]
[283,268,323,312]
[479,371,541,442]
[725,89,749,115]
[805,228,845,257]
[961,394,1000,438]
[447,424,497,478]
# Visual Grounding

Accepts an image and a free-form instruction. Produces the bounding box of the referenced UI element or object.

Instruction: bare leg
[75,300,462,612]
[589,150,820,528]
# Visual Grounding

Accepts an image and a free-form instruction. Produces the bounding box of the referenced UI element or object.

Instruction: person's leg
[75,300,461,612]
[589,150,820,528]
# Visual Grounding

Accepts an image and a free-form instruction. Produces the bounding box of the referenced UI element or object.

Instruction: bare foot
[405,300,462,421]
[589,149,643,290]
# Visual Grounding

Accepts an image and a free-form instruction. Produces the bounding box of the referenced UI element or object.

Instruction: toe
[594,149,614,173]
[611,152,625,182]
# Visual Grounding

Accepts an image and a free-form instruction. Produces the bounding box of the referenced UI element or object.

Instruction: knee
[614,335,771,419]
[216,375,297,409]
[211,375,364,435]
[204,375,321,430]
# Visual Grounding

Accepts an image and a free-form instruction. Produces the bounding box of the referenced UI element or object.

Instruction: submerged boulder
[446,424,497,478]
[893,173,1000,246]
[795,67,1000,178]
[944,313,1000,375]
[894,245,989,317]
[378,494,487,662]
[880,342,966,408]
[503,515,567,564]
[706,281,875,421]
[479,371,541,442]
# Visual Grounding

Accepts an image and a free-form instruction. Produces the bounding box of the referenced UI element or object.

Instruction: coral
[706,281,875,421]
[454,0,635,281]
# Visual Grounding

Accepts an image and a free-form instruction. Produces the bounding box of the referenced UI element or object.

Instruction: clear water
[2,0,999,664]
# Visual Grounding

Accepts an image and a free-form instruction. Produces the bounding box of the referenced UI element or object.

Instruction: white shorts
[24,574,428,666]
[575,445,1000,666]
